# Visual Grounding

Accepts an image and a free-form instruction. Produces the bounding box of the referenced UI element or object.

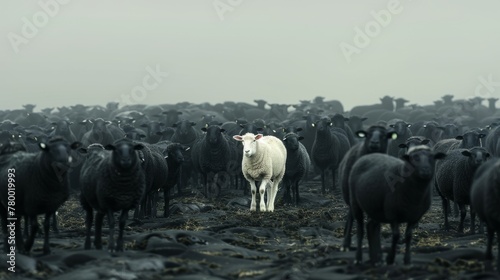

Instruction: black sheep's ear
[398,143,407,148]
[486,153,491,158]
[104,144,115,150]
[434,152,446,160]
[361,117,368,121]
[455,135,464,140]
[201,127,207,132]
[344,117,349,121]
[134,144,145,150]
[177,111,183,115]
[220,128,226,133]
[296,127,303,132]
[421,139,431,145]
[77,148,88,154]
[140,123,149,128]
[70,142,83,150]
[190,122,196,126]
[402,154,410,161]
[461,150,472,157]
[356,131,367,138]
[479,133,486,138]
[298,136,304,141]
[39,142,49,151]
[172,123,178,127]
[139,134,147,139]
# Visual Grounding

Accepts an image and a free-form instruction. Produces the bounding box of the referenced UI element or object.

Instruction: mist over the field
[2,0,500,111]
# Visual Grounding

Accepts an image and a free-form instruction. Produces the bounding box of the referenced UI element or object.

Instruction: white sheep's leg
[268,180,279,212]
[249,180,257,211]
[260,179,269,212]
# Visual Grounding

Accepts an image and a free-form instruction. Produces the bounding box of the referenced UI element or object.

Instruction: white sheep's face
[232,133,263,158]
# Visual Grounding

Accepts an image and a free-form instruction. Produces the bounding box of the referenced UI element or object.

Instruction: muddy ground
[0,179,498,279]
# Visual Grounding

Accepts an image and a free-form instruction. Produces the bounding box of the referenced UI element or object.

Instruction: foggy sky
[1,0,500,112]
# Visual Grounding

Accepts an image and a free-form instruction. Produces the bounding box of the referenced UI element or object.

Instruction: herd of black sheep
[1,95,500,279]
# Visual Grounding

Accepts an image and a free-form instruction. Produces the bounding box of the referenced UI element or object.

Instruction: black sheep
[79,139,145,252]
[387,121,412,157]
[81,118,116,147]
[311,117,350,195]
[157,141,188,217]
[470,158,500,271]
[349,146,445,265]
[435,147,490,233]
[192,124,237,200]
[281,132,311,206]
[170,120,201,194]
[339,125,397,250]
[133,141,169,219]
[0,137,81,254]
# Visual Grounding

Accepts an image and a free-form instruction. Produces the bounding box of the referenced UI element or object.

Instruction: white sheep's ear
[233,135,243,141]
[39,142,48,150]
[255,134,263,140]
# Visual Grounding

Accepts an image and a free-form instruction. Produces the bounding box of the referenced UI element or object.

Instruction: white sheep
[233,133,287,212]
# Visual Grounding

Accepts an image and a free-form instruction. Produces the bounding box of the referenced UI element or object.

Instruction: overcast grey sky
[1,0,500,111]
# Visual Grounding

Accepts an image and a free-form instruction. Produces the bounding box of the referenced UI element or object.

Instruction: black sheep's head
[456,131,486,148]
[105,139,144,171]
[282,133,303,151]
[462,147,490,167]
[315,117,332,132]
[402,146,446,180]
[173,120,196,136]
[357,126,397,153]
[91,118,111,133]
[389,121,410,136]
[39,138,82,165]
[166,143,188,163]
[202,125,225,145]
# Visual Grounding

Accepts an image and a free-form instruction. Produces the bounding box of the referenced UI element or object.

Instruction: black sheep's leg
[366,219,382,265]
[453,202,459,218]
[164,186,170,218]
[16,216,26,253]
[151,191,158,219]
[353,206,364,264]
[0,210,7,253]
[42,213,52,255]
[342,209,353,251]
[486,226,494,261]
[51,213,59,234]
[25,215,38,253]
[457,203,466,233]
[94,211,105,250]
[442,197,450,231]
[294,181,300,206]
[107,210,116,252]
[331,167,336,193]
[470,206,476,235]
[496,231,500,272]
[321,170,326,195]
[116,210,128,252]
[403,222,416,265]
[386,222,400,265]
[283,179,290,205]
[84,208,93,250]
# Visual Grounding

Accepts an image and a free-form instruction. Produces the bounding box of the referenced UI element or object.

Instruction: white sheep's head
[233,133,263,158]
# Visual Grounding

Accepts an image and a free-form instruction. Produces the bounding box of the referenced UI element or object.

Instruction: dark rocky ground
[1,179,499,279]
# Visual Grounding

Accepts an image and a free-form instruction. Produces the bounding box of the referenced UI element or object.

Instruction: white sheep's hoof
[250,206,256,211]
